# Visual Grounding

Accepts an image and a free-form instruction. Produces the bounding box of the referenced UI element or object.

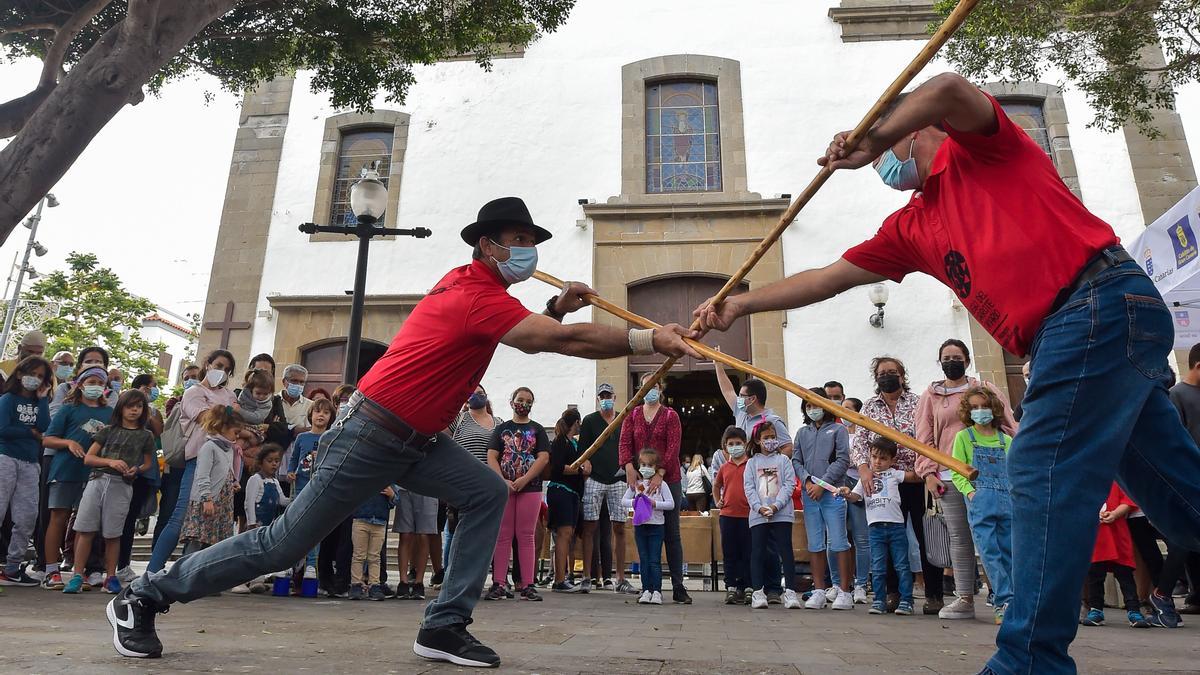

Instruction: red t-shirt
[843,94,1119,357]
[357,260,531,434]
[715,460,750,518]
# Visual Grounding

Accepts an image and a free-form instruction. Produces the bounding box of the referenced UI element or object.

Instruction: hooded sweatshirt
[914,377,1018,480]
[743,450,796,528]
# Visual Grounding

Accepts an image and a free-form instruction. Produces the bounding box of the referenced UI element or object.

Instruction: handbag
[922,488,953,569]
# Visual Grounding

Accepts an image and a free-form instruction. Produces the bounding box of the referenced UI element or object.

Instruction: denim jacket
[353,484,400,525]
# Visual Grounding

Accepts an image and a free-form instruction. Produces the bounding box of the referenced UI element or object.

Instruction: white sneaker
[230,584,251,594]
[939,595,976,620]
[650,591,663,605]
[86,571,105,588]
[825,586,840,601]
[638,590,652,604]
[805,588,828,609]
[782,589,802,609]
[304,565,318,579]
[853,585,868,604]
[116,566,137,583]
[22,566,45,583]
[832,589,855,610]
[751,589,768,609]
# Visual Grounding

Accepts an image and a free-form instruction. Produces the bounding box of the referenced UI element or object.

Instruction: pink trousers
[492,491,541,587]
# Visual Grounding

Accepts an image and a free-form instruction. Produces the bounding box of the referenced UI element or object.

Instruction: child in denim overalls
[951,386,1014,625]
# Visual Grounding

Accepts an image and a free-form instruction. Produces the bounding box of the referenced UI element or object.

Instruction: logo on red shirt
[943,250,971,298]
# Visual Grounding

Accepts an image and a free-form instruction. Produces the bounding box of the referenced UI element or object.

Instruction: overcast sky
[0,58,240,319]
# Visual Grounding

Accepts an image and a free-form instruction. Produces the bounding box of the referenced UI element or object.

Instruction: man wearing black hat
[109,197,699,669]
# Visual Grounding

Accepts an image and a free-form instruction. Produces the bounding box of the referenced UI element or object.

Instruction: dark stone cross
[203,301,252,349]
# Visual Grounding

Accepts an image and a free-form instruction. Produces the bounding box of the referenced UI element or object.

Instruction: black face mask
[877,373,902,394]
[941,360,966,381]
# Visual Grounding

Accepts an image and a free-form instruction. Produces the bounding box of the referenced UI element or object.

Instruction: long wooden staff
[536,271,978,480]
[575,0,982,470]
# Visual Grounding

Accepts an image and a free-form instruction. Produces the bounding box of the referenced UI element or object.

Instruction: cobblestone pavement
[1,586,1196,674]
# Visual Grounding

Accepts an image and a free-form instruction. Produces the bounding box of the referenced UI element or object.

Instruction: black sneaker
[395,582,411,600]
[766,590,782,605]
[503,585,515,599]
[413,621,500,668]
[485,583,507,601]
[724,588,739,605]
[552,581,584,593]
[368,584,387,601]
[430,570,445,588]
[410,583,426,600]
[348,584,364,600]
[106,586,164,658]
[520,585,543,601]
[672,588,692,604]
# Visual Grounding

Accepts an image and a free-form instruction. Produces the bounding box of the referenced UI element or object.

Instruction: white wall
[247,0,1183,423]
[139,322,193,386]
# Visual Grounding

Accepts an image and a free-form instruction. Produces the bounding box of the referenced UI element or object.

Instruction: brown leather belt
[1048,245,1134,315]
[346,391,434,448]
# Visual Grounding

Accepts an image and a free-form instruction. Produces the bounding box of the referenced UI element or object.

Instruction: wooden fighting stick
[573,0,983,473]
[535,270,979,481]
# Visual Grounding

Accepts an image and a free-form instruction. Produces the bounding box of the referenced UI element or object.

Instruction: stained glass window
[331,128,393,226]
[646,80,721,193]
[1000,99,1053,161]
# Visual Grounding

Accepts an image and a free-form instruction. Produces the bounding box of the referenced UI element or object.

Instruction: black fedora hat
[459,197,553,246]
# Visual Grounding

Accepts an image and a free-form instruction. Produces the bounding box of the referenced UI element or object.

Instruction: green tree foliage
[23,251,165,378]
[934,0,1200,135]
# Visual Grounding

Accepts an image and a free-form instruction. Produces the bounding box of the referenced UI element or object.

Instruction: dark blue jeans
[869,522,912,604]
[989,258,1200,674]
[634,523,664,592]
[718,515,751,590]
[750,521,794,591]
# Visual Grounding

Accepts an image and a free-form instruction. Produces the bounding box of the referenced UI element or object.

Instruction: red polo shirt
[357,259,531,434]
[843,94,1119,357]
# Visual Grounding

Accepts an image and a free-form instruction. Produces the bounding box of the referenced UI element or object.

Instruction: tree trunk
[0,0,240,242]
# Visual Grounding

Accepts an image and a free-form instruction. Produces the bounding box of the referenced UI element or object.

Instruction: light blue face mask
[874,137,921,191]
[489,239,538,284]
[149,387,160,402]
[644,388,661,405]
[970,408,994,426]
[286,383,304,399]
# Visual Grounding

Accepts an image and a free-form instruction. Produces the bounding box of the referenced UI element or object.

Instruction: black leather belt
[1049,245,1134,315]
[347,391,434,448]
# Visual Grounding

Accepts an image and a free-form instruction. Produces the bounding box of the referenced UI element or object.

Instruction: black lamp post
[299,162,430,384]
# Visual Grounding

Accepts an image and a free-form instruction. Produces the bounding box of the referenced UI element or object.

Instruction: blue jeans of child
[966,488,1013,610]
[869,522,912,605]
[147,458,196,573]
[291,474,318,570]
[832,497,869,589]
[634,523,664,592]
[133,393,509,630]
[718,515,751,590]
[989,256,1200,675]
[750,521,795,591]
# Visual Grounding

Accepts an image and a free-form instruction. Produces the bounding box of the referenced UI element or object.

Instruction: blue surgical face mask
[489,239,538,284]
[82,384,104,400]
[599,398,614,413]
[644,388,661,405]
[149,387,160,402]
[874,137,921,191]
[639,466,656,479]
[184,378,200,390]
[109,382,121,396]
[735,396,747,412]
[727,443,746,458]
[286,383,304,399]
[55,365,74,381]
[970,408,994,426]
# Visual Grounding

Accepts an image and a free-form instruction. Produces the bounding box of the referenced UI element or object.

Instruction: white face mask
[727,443,746,458]
[639,466,656,479]
[807,407,825,422]
[205,369,228,387]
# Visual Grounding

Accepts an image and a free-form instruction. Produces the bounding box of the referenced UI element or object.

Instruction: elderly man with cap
[109,197,699,668]
[578,382,635,594]
[0,330,47,381]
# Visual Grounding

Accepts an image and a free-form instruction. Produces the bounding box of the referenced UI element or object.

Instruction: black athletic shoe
[410,583,426,600]
[430,570,445,588]
[413,621,500,668]
[672,588,692,604]
[106,586,164,658]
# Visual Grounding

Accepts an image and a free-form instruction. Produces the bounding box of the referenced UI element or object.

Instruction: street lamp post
[0,193,57,357]
[299,164,430,384]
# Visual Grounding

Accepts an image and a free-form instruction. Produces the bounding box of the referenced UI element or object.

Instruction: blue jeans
[750,521,795,591]
[869,522,912,604]
[147,458,196,573]
[718,515,751,590]
[989,258,1200,674]
[832,497,869,588]
[803,489,849,553]
[634,523,664,592]
[133,394,509,630]
[291,475,318,570]
[966,488,1013,609]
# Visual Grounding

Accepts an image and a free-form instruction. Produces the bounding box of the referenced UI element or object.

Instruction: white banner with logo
[1130,184,1200,348]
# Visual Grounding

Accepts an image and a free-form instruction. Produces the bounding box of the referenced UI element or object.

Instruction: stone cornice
[828,2,938,42]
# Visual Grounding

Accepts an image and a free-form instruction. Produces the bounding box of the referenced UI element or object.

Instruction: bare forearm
[869,73,993,145]
[553,323,634,359]
[739,266,847,315]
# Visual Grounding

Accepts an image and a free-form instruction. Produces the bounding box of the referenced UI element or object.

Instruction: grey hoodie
[744,450,796,527]
[792,420,850,488]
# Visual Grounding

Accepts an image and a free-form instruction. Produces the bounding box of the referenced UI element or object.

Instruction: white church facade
[196,0,1198,454]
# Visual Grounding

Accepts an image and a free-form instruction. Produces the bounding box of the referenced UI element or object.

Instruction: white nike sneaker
[852,585,868,604]
[782,589,802,609]
[650,591,663,605]
[750,589,768,609]
[825,586,840,602]
[805,588,828,609]
[832,589,855,610]
[638,590,652,604]
[304,565,318,579]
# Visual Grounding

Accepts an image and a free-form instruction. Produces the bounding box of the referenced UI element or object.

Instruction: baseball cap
[596,383,615,396]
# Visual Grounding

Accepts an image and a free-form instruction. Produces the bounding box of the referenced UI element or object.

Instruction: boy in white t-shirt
[841,437,920,615]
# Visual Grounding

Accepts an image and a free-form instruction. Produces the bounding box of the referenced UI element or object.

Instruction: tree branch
[0,85,55,139]
[39,0,114,89]
[1144,51,1200,72]
[0,22,58,37]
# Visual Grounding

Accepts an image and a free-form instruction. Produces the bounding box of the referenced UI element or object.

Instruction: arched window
[646,80,722,193]
[300,338,388,392]
[1000,99,1052,159]
[330,128,394,226]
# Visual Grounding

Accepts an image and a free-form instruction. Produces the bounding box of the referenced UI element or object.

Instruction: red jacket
[1091,483,1137,567]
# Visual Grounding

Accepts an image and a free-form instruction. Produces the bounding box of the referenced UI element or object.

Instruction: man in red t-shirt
[695,73,1200,674]
[112,197,699,669]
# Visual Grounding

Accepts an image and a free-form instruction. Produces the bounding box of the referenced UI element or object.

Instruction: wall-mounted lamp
[868,283,888,328]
